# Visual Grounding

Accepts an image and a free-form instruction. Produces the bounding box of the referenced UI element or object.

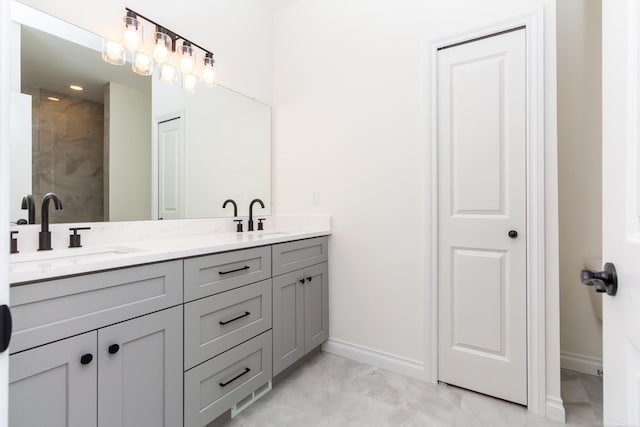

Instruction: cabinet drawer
[184,279,272,370]
[184,247,271,302]
[184,330,272,427]
[10,260,183,353]
[272,237,328,276]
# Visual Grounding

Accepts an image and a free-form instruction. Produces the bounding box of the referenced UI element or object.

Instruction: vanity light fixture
[101,8,216,93]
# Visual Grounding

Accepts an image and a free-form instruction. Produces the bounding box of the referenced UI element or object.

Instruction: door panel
[98,306,183,427]
[438,28,527,405]
[272,270,304,376]
[304,262,329,352]
[602,1,640,424]
[158,118,183,220]
[9,332,97,427]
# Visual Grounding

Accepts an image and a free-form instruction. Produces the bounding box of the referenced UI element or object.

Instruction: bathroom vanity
[8,225,329,427]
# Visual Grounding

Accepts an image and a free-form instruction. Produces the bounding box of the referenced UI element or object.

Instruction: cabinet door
[304,262,329,352]
[98,306,183,427]
[9,332,97,427]
[272,270,305,376]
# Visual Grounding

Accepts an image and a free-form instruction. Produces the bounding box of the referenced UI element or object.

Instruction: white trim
[560,351,603,377]
[546,397,567,424]
[426,7,549,417]
[321,338,425,381]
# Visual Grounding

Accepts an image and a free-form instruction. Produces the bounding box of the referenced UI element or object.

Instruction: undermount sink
[9,246,144,272]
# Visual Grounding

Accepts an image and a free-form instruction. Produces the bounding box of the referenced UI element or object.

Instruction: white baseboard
[321,338,425,381]
[546,396,566,424]
[560,351,603,377]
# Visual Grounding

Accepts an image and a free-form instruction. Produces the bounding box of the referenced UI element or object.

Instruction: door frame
[426,8,555,419]
[152,110,186,220]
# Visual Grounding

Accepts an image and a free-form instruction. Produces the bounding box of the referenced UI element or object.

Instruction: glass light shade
[132,51,153,76]
[102,39,125,65]
[183,73,198,93]
[179,42,195,74]
[159,63,178,85]
[153,31,172,64]
[123,14,142,52]
[202,54,215,87]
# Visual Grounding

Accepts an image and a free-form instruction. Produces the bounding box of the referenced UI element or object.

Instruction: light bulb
[133,51,153,76]
[202,53,215,87]
[153,30,172,64]
[183,74,198,93]
[179,42,195,74]
[160,63,178,85]
[122,13,142,52]
[102,39,125,65]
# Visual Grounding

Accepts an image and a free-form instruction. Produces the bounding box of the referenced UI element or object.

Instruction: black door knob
[80,353,93,365]
[580,262,618,296]
[108,344,120,354]
[508,230,518,238]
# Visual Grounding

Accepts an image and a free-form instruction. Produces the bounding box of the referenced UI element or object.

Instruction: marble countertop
[9,228,330,285]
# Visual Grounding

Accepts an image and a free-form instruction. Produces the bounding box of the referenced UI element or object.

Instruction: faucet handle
[257,218,265,231]
[69,227,91,248]
[10,231,18,254]
[233,219,244,233]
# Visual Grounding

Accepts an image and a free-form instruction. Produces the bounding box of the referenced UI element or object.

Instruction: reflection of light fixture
[133,51,153,76]
[102,39,125,65]
[69,85,83,91]
[123,10,142,52]
[183,73,198,93]
[159,63,178,85]
[102,8,217,94]
[202,52,215,87]
[47,97,60,102]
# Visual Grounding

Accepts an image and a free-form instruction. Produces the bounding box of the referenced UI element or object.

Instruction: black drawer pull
[80,353,93,365]
[219,311,251,326]
[219,266,250,275]
[219,367,251,387]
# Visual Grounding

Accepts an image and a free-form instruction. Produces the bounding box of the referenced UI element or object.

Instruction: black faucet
[222,199,238,217]
[39,192,63,251]
[21,194,36,224]
[248,199,265,232]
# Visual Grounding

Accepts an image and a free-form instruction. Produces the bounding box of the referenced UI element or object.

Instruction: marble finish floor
[561,369,603,426]
[226,352,580,427]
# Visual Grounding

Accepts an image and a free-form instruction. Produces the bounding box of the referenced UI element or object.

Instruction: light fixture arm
[125,7,213,56]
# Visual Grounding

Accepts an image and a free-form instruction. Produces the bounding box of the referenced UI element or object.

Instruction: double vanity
[7,220,330,427]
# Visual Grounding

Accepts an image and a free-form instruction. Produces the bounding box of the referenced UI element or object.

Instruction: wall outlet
[310,190,320,206]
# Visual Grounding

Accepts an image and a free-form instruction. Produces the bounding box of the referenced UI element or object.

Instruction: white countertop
[10,219,331,285]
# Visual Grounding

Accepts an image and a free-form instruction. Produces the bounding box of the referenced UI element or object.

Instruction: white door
[437,28,527,405]
[602,1,640,424]
[157,117,183,220]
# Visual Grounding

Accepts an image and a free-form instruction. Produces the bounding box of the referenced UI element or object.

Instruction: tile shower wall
[26,87,104,223]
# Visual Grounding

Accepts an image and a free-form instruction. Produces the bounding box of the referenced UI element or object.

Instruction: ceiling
[21,25,150,104]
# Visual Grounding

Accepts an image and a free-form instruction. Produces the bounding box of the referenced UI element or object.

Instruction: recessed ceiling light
[69,84,83,91]
[47,96,60,102]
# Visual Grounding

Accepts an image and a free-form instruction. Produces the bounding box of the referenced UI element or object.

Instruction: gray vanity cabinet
[98,305,183,427]
[9,332,97,427]
[272,237,329,376]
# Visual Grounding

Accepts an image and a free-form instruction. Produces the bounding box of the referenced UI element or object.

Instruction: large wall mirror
[9,2,271,225]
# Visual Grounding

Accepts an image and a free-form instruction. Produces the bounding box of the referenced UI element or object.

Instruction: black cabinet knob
[306,277,313,282]
[80,353,93,365]
[108,344,120,354]
[299,278,305,284]
[508,230,518,238]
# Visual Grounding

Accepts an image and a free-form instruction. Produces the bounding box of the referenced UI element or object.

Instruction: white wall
[557,0,603,367]
[106,81,152,221]
[15,0,273,104]
[272,0,560,413]
[153,82,271,218]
